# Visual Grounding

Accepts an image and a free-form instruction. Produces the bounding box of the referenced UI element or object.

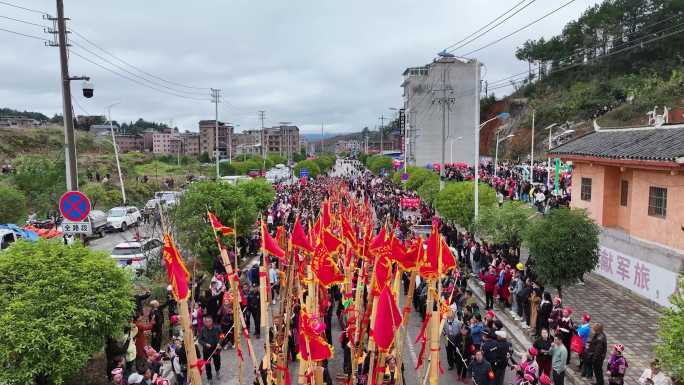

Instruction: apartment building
[199,120,234,160]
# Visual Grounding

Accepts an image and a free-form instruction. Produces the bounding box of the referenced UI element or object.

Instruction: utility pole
[473,59,481,221]
[530,109,535,183]
[106,102,126,204]
[50,0,90,191]
[211,88,221,180]
[433,60,454,190]
[378,115,385,155]
[259,111,266,170]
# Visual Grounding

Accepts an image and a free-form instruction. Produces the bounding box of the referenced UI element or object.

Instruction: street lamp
[546,128,574,189]
[475,111,510,220]
[494,133,515,175]
[449,136,463,163]
[546,124,573,188]
[105,101,126,205]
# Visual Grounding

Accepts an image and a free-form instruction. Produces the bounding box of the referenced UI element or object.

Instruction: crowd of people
[100,157,668,385]
[440,160,572,213]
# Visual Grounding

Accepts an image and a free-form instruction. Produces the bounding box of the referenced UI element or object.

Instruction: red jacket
[483,273,498,293]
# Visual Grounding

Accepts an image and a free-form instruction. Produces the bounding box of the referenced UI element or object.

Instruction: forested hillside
[494,0,684,159]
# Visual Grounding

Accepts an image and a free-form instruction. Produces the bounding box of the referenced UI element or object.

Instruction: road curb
[467,279,584,385]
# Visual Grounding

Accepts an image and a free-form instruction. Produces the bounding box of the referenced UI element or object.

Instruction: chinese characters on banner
[596,246,679,307]
[400,197,420,209]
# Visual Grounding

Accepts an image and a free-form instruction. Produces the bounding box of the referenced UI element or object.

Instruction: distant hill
[0,108,53,122]
[485,0,684,160]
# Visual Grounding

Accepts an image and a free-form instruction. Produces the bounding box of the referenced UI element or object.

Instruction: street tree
[523,208,600,297]
[367,155,393,176]
[238,179,275,213]
[81,182,123,211]
[294,160,321,178]
[12,155,65,216]
[656,272,684,382]
[417,178,440,206]
[435,181,496,230]
[0,183,27,223]
[173,180,261,269]
[0,240,133,385]
[476,201,536,254]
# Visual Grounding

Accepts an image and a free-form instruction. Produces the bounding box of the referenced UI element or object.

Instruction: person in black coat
[469,350,492,385]
[454,324,474,381]
[536,292,553,335]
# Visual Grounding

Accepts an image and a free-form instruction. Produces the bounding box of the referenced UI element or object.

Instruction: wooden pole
[392,270,416,385]
[158,209,202,385]
[260,253,273,385]
[278,254,296,385]
[178,297,203,385]
[234,217,244,385]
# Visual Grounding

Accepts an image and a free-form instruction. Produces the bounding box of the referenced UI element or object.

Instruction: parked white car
[111,238,163,271]
[106,206,141,232]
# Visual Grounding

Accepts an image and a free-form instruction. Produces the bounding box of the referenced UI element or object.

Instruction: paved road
[88,222,160,253]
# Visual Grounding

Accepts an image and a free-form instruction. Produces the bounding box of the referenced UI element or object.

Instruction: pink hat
[524,373,535,382]
[528,347,538,356]
[486,310,496,319]
[563,307,573,315]
[583,313,591,322]
[553,296,562,305]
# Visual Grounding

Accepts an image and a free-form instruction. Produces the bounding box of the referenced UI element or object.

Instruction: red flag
[320,229,343,256]
[311,243,345,287]
[373,286,402,352]
[369,227,387,252]
[207,211,235,236]
[373,254,392,295]
[419,225,457,279]
[291,216,314,253]
[340,214,358,248]
[261,221,285,258]
[162,234,190,301]
[395,236,422,271]
[321,200,331,229]
[298,310,333,361]
[440,237,457,272]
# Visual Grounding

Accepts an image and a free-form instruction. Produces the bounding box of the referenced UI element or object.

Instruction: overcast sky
[0,0,601,134]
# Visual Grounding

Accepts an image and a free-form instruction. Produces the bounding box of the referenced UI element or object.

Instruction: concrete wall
[404,59,478,167]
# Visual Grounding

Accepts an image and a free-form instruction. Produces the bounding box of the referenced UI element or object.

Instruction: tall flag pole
[207,211,264,385]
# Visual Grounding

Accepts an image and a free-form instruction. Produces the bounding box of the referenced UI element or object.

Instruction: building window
[648,186,667,218]
[620,180,628,206]
[580,178,592,201]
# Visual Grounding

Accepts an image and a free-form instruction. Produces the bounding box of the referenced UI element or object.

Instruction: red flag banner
[208,211,235,236]
[298,310,333,361]
[373,286,402,352]
[162,234,190,301]
[261,221,286,258]
[291,216,314,253]
[311,243,345,287]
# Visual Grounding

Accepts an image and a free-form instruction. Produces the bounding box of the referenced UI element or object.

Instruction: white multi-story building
[402,55,479,167]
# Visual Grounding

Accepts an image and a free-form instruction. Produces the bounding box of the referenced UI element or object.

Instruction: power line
[68,48,208,101]
[0,14,48,28]
[70,28,211,91]
[444,0,530,52]
[447,0,537,54]
[69,38,208,97]
[0,0,47,14]
[487,13,684,88]
[0,25,49,41]
[462,0,579,57]
[482,24,684,95]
